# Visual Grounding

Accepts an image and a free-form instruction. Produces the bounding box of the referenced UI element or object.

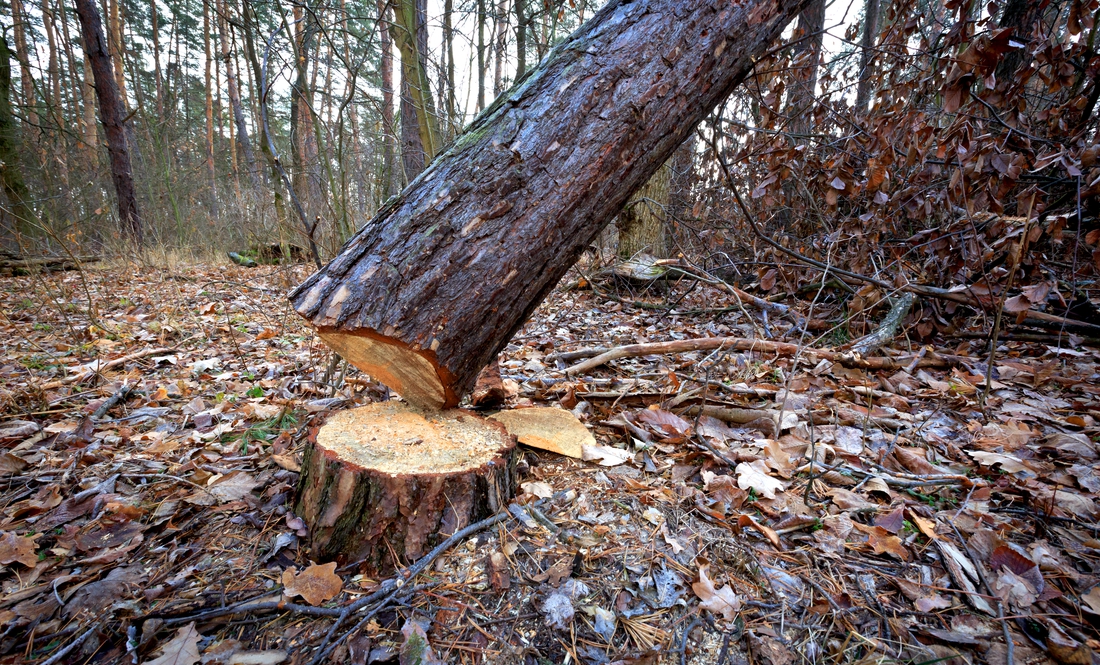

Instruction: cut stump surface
[295,401,517,570]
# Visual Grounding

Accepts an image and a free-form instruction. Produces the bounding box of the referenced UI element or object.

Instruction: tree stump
[295,401,517,570]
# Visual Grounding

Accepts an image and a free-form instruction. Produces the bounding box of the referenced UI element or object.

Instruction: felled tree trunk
[290,0,808,409]
[295,402,517,569]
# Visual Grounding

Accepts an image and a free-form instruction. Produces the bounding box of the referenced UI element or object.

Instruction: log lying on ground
[295,402,517,570]
[564,336,961,375]
[0,254,100,275]
[290,0,808,409]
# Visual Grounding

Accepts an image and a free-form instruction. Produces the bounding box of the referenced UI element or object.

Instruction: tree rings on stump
[295,401,517,571]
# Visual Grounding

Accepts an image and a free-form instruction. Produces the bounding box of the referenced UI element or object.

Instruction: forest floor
[0,260,1098,665]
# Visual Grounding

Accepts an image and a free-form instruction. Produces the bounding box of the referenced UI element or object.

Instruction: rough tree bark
[75,0,143,245]
[379,0,398,199]
[290,0,808,409]
[617,163,671,259]
[393,0,439,180]
[295,402,516,569]
[855,0,880,112]
[785,0,824,139]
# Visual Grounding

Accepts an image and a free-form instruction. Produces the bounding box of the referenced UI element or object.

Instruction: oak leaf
[282,562,342,606]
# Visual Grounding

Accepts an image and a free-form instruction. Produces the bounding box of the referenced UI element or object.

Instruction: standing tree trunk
[493,0,507,95]
[0,35,38,235]
[514,0,527,81]
[854,0,880,112]
[617,163,671,259]
[240,0,289,228]
[379,0,398,199]
[80,50,99,162]
[219,0,258,189]
[10,0,38,132]
[75,0,143,245]
[151,0,163,118]
[785,0,824,139]
[203,0,218,214]
[393,0,439,180]
[444,0,456,131]
[994,0,1045,84]
[477,0,486,110]
[290,0,808,409]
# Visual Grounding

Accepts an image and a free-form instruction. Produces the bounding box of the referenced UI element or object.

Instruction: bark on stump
[295,401,517,570]
[289,0,808,409]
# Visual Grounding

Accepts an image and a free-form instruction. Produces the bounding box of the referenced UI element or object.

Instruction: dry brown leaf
[692,564,741,621]
[1082,586,1100,615]
[0,531,38,567]
[282,562,343,606]
[142,622,201,665]
[851,522,910,561]
[735,460,785,499]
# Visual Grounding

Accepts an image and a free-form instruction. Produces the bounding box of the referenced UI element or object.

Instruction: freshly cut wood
[490,407,590,458]
[295,401,517,570]
[290,0,809,409]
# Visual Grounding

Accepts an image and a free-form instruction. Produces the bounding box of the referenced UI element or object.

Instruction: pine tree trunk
[10,0,38,131]
[493,0,507,95]
[379,0,398,199]
[151,0,163,118]
[75,0,143,245]
[855,0,880,112]
[393,0,439,181]
[203,0,218,214]
[81,51,99,162]
[477,0,486,110]
[219,0,258,189]
[0,35,38,235]
[290,0,808,409]
[617,163,671,259]
[785,0,824,139]
[294,402,517,569]
[240,0,289,228]
[514,0,527,81]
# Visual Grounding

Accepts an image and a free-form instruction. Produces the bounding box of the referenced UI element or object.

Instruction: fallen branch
[564,336,957,375]
[849,293,916,355]
[92,380,135,419]
[40,347,171,390]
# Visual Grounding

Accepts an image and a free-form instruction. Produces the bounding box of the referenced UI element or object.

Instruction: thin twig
[38,624,98,665]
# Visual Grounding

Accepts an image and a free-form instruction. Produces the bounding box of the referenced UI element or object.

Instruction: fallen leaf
[143,622,201,665]
[967,450,1032,474]
[735,460,785,499]
[692,564,742,620]
[851,522,910,560]
[208,471,261,503]
[582,443,631,466]
[521,481,554,499]
[1082,586,1100,615]
[282,562,343,606]
[0,531,38,567]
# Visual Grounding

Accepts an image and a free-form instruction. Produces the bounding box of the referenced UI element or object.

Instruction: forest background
[0,0,1095,312]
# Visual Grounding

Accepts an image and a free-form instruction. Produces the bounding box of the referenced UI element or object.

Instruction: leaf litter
[0,261,1098,665]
